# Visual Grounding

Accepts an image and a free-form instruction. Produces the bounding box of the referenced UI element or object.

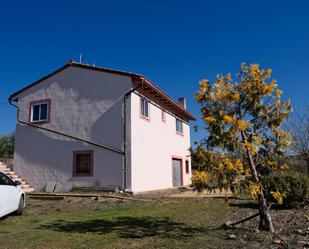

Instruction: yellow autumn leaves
[274,89,283,97]
[244,141,258,156]
[192,171,209,184]
[196,63,281,102]
[221,157,243,172]
[193,152,244,176]
[247,182,285,204]
[248,182,261,200]
[270,191,284,204]
[191,151,245,195]
[196,63,292,147]
[236,120,251,131]
[196,71,239,105]
[204,116,215,124]
[264,161,289,170]
[193,63,293,204]
[200,79,209,93]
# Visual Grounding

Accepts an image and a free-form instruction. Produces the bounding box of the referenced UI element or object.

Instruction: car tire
[16,195,24,215]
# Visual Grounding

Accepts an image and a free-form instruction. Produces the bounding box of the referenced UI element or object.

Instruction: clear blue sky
[0,0,308,145]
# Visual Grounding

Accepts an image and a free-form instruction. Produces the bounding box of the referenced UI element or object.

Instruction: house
[8,60,196,193]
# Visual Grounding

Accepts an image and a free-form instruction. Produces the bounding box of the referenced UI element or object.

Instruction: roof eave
[9,63,72,102]
[141,77,196,121]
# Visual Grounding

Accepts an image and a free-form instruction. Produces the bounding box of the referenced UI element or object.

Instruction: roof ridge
[68,60,143,78]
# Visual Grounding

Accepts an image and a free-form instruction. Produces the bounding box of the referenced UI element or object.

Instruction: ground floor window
[185,160,190,174]
[73,150,93,177]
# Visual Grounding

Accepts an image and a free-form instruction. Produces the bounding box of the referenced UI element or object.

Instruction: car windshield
[0,172,14,186]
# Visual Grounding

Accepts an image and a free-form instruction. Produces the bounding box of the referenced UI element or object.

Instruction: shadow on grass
[39,216,213,239]
[229,201,295,210]
[228,202,259,209]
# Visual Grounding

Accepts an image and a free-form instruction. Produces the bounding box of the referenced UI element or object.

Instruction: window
[176,118,183,134]
[162,109,166,122]
[73,150,93,177]
[140,97,150,119]
[0,172,15,186]
[185,160,190,174]
[30,99,50,123]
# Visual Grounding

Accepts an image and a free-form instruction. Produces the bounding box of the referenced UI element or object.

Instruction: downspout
[123,78,144,191]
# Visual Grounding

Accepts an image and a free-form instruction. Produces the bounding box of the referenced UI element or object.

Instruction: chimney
[178,97,186,109]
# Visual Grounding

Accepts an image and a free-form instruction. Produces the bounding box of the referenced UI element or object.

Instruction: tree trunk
[258,189,274,232]
[248,151,274,232]
[240,130,275,232]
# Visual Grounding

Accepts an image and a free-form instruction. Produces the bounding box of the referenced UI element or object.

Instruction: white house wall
[13,66,133,191]
[130,91,192,193]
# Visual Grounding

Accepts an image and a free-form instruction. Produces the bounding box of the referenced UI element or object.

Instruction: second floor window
[162,109,166,122]
[176,118,183,134]
[30,99,50,123]
[140,97,150,118]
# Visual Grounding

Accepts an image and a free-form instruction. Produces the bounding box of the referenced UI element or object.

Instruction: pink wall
[130,90,192,193]
[13,66,132,191]
[12,65,193,193]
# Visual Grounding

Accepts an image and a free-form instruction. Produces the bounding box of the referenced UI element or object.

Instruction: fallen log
[222,203,272,229]
[222,212,260,229]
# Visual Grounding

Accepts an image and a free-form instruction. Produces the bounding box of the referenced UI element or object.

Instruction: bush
[0,134,15,158]
[286,156,307,174]
[262,171,309,207]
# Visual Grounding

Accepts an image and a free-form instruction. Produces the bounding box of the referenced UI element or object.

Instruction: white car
[0,171,25,218]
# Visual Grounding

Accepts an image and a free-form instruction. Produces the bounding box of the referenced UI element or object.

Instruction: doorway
[172,158,183,187]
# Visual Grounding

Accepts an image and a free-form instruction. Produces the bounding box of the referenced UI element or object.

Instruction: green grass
[0,198,247,249]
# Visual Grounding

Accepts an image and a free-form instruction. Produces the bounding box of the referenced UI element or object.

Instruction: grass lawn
[0,192,308,249]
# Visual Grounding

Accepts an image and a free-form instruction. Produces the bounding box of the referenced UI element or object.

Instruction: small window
[185,161,190,174]
[162,109,166,122]
[176,118,183,134]
[30,99,50,123]
[140,97,150,119]
[73,150,93,177]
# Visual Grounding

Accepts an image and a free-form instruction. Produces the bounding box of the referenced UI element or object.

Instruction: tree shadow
[229,201,295,210]
[228,202,259,209]
[39,216,212,239]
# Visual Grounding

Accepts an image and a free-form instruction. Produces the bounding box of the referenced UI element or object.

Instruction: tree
[193,63,292,232]
[287,106,309,175]
[0,134,15,158]
[190,146,244,198]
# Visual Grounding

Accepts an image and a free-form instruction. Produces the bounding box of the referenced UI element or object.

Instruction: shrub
[0,134,15,158]
[261,171,309,207]
[287,157,307,174]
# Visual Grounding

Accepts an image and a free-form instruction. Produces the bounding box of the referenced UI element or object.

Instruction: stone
[228,234,236,240]
[297,229,306,235]
[298,240,309,246]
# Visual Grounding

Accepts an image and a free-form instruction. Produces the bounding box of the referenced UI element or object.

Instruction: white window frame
[140,97,150,119]
[30,100,50,123]
[162,109,166,122]
[176,118,184,134]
